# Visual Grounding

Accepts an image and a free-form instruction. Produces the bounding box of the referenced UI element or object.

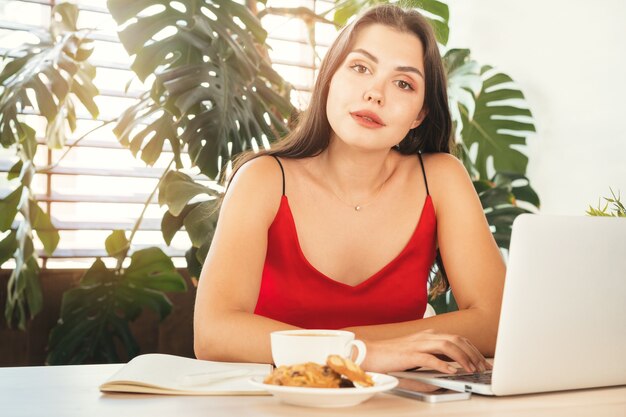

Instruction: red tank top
[254,155,437,329]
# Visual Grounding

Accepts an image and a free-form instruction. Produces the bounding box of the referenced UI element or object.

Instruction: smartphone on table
[390,377,471,403]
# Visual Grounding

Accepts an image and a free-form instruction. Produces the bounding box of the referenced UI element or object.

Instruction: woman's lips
[350,112,385,129]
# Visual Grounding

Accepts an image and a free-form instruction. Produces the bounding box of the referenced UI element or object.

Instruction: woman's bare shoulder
[420,152,475,208]
[230,154,283,186]
[421,152,465,171]
[223,155,284,224]
[420,152,470,183]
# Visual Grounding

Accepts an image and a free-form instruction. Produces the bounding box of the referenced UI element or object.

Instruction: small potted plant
[587,189,625,217]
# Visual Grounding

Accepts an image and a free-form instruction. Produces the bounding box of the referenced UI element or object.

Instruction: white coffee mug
[270,329,367,367]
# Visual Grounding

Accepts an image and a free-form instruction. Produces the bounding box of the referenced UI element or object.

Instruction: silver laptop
[392,214,626,396]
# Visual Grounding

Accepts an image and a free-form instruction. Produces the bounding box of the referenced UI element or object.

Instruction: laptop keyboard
[437,370,493,385]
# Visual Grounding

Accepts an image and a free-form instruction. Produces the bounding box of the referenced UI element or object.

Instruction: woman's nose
[363,88,384,105]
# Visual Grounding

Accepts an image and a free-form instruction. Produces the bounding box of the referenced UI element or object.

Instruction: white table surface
[1,363,625,417]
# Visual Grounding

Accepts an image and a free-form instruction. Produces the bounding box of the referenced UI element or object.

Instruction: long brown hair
[228,4,453,297]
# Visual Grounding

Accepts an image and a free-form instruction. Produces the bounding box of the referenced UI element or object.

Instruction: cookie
[326,355,374,387]
[264,362,342,388]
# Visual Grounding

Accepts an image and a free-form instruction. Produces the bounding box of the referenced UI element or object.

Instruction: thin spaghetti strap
[417,151,430,196]
[271,155,285,196]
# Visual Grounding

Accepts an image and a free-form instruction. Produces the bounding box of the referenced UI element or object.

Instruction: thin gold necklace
[327,172,392,212]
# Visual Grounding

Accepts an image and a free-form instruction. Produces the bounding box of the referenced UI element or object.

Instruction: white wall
[446,0,626,215]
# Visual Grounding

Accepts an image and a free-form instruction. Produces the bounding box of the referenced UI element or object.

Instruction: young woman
[194,5,505,375]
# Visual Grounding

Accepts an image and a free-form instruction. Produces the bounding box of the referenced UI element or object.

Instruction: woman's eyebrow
[351,48,424,79]
[396,65,424,79]
[352,48,379,63]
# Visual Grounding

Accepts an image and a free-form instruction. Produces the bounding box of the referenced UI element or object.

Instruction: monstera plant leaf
[438,55,539,314]
[459,65,536,180]
[443,48,481,171]
[0,186,23,232]
[475,172,539,249]
[158,170,219,273]
[2,177,59,330]
[107,0,294,179]
[0,2,98,150]
[104,229,130,258]
[331,0,450,45]
[0,2,93,329]
[444,49,540,250]
[0,231,18,267]
[47,247,187,365]
[5,255,42,330]
[4,218,42,330]
[28,199,60,256]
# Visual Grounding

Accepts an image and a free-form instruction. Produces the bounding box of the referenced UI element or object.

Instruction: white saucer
[249,373,398,408]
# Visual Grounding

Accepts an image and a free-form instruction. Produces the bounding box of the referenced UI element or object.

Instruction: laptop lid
[490,214,626,395]
[392,214,626,396]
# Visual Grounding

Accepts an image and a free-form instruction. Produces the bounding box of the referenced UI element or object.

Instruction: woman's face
[326,23,426,152]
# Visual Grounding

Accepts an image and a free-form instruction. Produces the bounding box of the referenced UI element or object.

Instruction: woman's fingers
[460,337,490,371]
[417,332,489,373]
[414,353,460,375]
[449,335,487,372]
[419,338,476,373]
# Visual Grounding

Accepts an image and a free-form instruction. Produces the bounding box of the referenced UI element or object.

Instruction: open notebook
[99,353,272,395]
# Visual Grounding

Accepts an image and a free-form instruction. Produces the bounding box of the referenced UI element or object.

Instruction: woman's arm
[345,154,505,366]
[194,156,299,363]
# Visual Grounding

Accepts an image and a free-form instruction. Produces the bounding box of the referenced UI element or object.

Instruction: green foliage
[0,186,23,232]
[443,49,480,149]
[104,230,130,258]
[158,171,219,276]
[331,0,450,45]
[107,0,294,179]
[28,199,60,256]
[1,184,61,329]
[5,255,42,331]
[460,66,535,179]
[105,0,296,268]
[47,246,187,365]
[443,48,537,180]
[4,211,43,330]
[587,189,625,217]
[0,3,98,149]
[476,172,539,248]
[0,231,18,266]
[158,171,217,216]
[429,289,457,315]
[45,163,192,364]
[0,2,96,328]
[0,3,190,363]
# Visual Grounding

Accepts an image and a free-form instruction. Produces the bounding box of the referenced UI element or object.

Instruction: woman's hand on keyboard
[360,329,491,374]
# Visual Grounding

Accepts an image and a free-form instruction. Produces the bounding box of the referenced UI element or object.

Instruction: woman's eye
[350,64,369,74]
[396,80,414,91]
